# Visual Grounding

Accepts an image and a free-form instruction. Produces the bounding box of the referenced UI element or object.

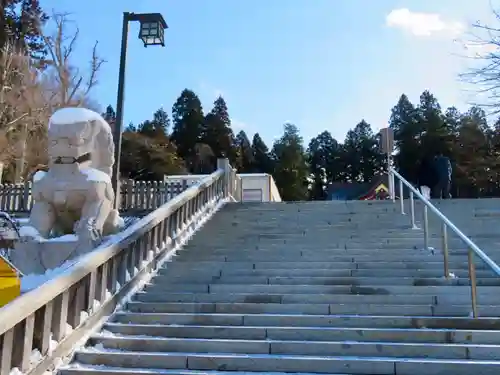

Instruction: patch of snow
[49,108,109,132]
[21,261,77,292]
[19,225,41,239]
[80,167,111,184]
[33,171,47,182]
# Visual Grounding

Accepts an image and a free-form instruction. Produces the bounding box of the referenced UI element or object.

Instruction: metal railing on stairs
[0,158,240,375]
[389,168,500,318]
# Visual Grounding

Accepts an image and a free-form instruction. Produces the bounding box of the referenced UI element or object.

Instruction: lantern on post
[137,13,168,47]
[111,11,168,208]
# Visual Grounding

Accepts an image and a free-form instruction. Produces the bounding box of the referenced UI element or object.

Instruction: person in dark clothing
[417,156,438,199]
[433,152,452,199]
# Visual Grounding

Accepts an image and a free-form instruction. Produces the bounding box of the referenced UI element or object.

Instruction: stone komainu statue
[22,107,123,246]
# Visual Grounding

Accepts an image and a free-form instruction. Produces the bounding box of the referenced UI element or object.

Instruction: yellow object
[374,183,389,193]
[0,256,21,307]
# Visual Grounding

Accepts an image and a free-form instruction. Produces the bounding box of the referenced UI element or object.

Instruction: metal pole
[387,153,395,201]
[399,179,404,214]
[112,12,131,209]
[410,191,416,228]
[468,249,478,318]
[442,222,450,278]
[423,205,429,250]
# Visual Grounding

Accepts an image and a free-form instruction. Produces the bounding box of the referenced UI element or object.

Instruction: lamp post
[112,12,168,208]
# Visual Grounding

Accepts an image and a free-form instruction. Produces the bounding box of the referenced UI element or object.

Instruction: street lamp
[112,12,168,208]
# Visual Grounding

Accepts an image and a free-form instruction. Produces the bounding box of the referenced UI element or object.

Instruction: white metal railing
[0,158,239,375]
[389,168,500,318]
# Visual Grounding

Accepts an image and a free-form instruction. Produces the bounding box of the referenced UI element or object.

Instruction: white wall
[163,173,282,202]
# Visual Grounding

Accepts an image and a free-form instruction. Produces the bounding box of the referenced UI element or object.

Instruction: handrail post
[442,222,450,278]
[399,179,404,214]
[389,170,395,202]
[216,158,231,198]
[423,205,429,250]
[409,191,416,228]
[468,249,479,318]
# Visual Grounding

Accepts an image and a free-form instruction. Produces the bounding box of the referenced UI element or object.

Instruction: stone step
[173,254,456,262]
[102,322,500,344]
[151,275,498,287]
[71,350,500,374]
[165,260,487,270]
[111,313,500,330]
[144,283,498,296]
[124,301,500,317]
[87,335,500,360]
[60,369,381,375]
[158,267,493,279]
[133,292,486,306]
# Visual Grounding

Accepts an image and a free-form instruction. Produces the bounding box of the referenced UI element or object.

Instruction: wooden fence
[0,179,189,213]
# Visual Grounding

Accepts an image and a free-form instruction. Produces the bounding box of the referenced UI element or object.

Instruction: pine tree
[389,94,421,182]
[203,96,235,160]
[171,89,205,171]
[251,133,273,173]
[307,131,340,199]
[235,130,254,172]
[102,105,116,130]
[0,0,48,59]
[272,123,309,201]
[417,90,451,156]
[138,107,170,141]
[343,120,384,182]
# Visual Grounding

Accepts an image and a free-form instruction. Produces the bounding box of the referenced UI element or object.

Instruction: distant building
[326,174,392,201]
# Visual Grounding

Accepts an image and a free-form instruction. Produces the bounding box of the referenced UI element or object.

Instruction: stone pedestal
[11,236,94,275]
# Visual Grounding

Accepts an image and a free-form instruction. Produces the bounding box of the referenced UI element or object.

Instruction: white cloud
[386,8,465,37]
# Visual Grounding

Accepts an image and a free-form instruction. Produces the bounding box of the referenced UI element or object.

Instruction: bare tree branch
[40,12,106,109]
[458,6,500,115]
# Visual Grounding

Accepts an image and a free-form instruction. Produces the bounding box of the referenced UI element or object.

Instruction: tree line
[101,88,500,201]
[3,1,500,201]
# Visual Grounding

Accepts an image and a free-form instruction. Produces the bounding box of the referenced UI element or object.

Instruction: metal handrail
[390,168,500,318]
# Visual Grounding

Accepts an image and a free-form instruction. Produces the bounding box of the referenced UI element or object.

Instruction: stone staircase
[60,201,500,375]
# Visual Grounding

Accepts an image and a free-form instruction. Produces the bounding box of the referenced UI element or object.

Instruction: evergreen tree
[202,96,235,161]
[454,107,492,197]
[102,105,116,129]
[343,120,384,182]
[417,90,451,156]
[171,89,205,171]
[272,123,309,201]
[307,131,340,199]
[389,94,421,182]
[138,107,170,141]
[235,130,254,172]
[0,0,48,58]
[251,133,273,173]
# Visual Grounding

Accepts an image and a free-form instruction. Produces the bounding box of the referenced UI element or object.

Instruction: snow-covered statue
[11,108,124,275]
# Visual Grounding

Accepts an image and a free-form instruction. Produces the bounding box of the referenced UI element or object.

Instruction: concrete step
[133,292,488,305]
[87,335,500,360]
[102,322,500,344]
[165,260,488,270]
[111,312,500,329]
[173,254,456,262]
[60,369,385,375]
[70,350,500,374]
[158,267,495,279]
[144,283,500,296]
[125,301,500,317]
[151,275,499,287]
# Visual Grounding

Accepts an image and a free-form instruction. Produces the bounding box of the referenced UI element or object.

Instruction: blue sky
[42,0,496,146]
